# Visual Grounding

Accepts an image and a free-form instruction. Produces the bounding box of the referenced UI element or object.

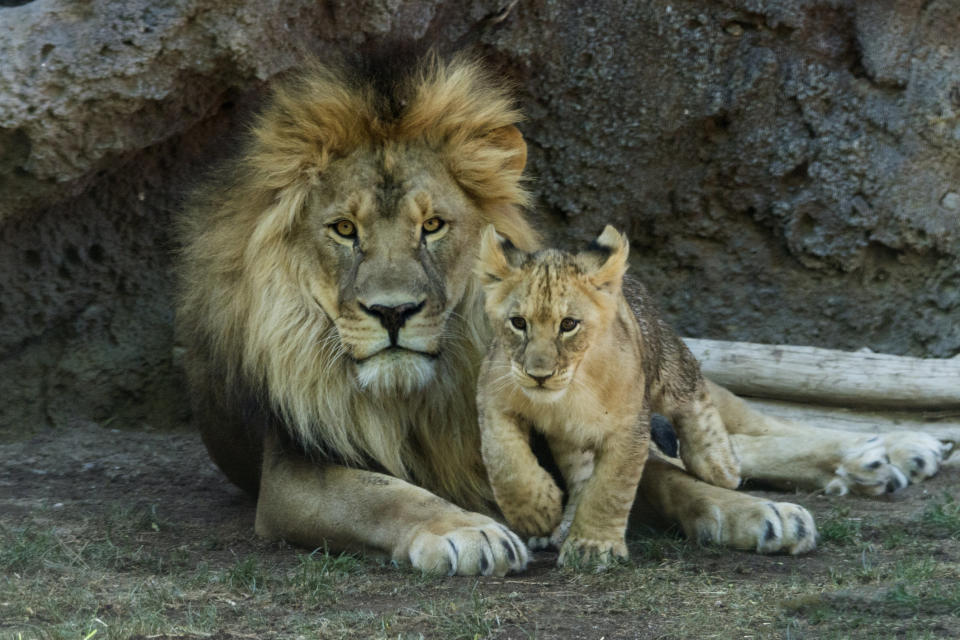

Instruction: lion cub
[476,225,739,567]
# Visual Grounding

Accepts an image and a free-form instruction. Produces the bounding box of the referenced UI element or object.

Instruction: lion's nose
[526,371,555,387]
[360,301,424,345]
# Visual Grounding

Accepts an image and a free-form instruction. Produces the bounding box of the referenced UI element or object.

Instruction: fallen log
[683,338,960,410]
[744,397,960,450]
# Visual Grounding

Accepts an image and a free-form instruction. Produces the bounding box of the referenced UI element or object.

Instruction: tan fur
[477,226,744,566]
[477,226,649,565]
[177,53,866,574]
[177,54,542,575]
[178,55,537,513]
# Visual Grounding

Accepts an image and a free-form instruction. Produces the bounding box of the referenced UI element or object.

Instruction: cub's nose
[360,301,424,344]
[526,371,554,387]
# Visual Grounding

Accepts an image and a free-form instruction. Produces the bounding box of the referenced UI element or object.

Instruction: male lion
[177,53,951,576]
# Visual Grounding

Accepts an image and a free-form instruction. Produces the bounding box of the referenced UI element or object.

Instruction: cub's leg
[479,409,563,539]
[255,429,528,576]
[638,456,817,555]
[558,418,650,568]
[707,380,955,495]
[660,376,742,490]
[527,442,595,551]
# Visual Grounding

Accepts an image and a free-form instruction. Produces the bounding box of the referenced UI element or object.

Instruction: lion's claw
[827,433,953,496]
[407,521,528,576]
[687,500,817,555]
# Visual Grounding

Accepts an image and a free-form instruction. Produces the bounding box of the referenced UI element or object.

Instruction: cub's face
[486,254,612,402]
[477,225,629,403]
[291,144,486,394]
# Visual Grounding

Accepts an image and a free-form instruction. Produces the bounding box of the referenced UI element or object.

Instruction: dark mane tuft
[347,41,434,120]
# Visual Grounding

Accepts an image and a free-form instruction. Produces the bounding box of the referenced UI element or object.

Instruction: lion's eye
[332,219,357,239]
[559,318,579,333]
[510,316,526,331]
[422,217,445,234]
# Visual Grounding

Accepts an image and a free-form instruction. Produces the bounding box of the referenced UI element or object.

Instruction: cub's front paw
[405,517,528,577]
[499,481,563,539]
[527,514,574,551]
[557,536,628,569]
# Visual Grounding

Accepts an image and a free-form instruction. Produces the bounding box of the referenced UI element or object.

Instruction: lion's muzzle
[359,300,426,345]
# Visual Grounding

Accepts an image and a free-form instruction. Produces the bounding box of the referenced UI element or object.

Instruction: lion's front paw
[527,511,574,551]
[406,519,528,577]
[557,535,628,569]
[499,481,563,539]
[689,499,817,556]
[826,433,952,496]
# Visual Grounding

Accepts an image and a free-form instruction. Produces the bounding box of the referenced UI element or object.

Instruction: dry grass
[1,424,958,639]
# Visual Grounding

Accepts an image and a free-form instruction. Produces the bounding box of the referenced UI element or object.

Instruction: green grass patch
[425,583,501,640]
[921,493,960,538]
[885,582,960,616]
[224,554,268,593]
[0,525,71,573]
[817,507,863,546]
[291,547,364,603]
[629,525,692,562]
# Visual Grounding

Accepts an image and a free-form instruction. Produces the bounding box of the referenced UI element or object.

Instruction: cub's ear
[477,225,519,285]
[585,225,630,293]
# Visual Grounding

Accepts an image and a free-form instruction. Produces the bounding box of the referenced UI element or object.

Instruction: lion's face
[292,144,487,394]
[478,226,630,403]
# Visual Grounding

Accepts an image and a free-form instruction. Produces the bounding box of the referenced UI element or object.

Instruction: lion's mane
[177,53,539,511]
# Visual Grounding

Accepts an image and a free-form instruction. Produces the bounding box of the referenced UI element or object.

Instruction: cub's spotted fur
[477,226,740,566]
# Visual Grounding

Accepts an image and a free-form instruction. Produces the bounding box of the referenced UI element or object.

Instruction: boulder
[1,0,957,437]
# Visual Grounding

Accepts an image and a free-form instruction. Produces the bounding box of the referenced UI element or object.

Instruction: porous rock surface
[1,0,958,436]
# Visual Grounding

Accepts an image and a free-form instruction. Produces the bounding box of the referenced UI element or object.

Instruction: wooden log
[683,338,960,410]
[744,397,960,449]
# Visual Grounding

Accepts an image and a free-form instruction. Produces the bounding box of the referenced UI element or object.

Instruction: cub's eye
[422,217,445,234]
[331,219,357,239]
[509,316,526,331]
[559,318,579,333]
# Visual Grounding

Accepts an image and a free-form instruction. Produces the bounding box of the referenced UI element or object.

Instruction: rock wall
[1,0,958,437]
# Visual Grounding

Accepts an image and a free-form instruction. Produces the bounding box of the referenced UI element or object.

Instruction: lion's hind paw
[827,433,952,496]
[689,500,816,556]
[884,432,953,483]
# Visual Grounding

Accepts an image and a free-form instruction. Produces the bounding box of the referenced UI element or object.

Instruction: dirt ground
[2,421,958,639]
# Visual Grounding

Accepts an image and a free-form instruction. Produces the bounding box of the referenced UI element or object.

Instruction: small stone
[941,192,960,210]
[725,23,743,36]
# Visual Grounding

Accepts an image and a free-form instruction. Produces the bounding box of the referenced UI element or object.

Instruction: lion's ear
[585,225,630,294]
[477,225,518,286]
[485,125,527,173]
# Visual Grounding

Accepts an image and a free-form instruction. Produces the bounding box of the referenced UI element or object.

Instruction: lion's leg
[254,431,528,576]
[706,380,953,495]
[557,419,650,567]
[660,377,741,490]
[529,440,594,550]
[637,456,817,555]
[479,409,563,539]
